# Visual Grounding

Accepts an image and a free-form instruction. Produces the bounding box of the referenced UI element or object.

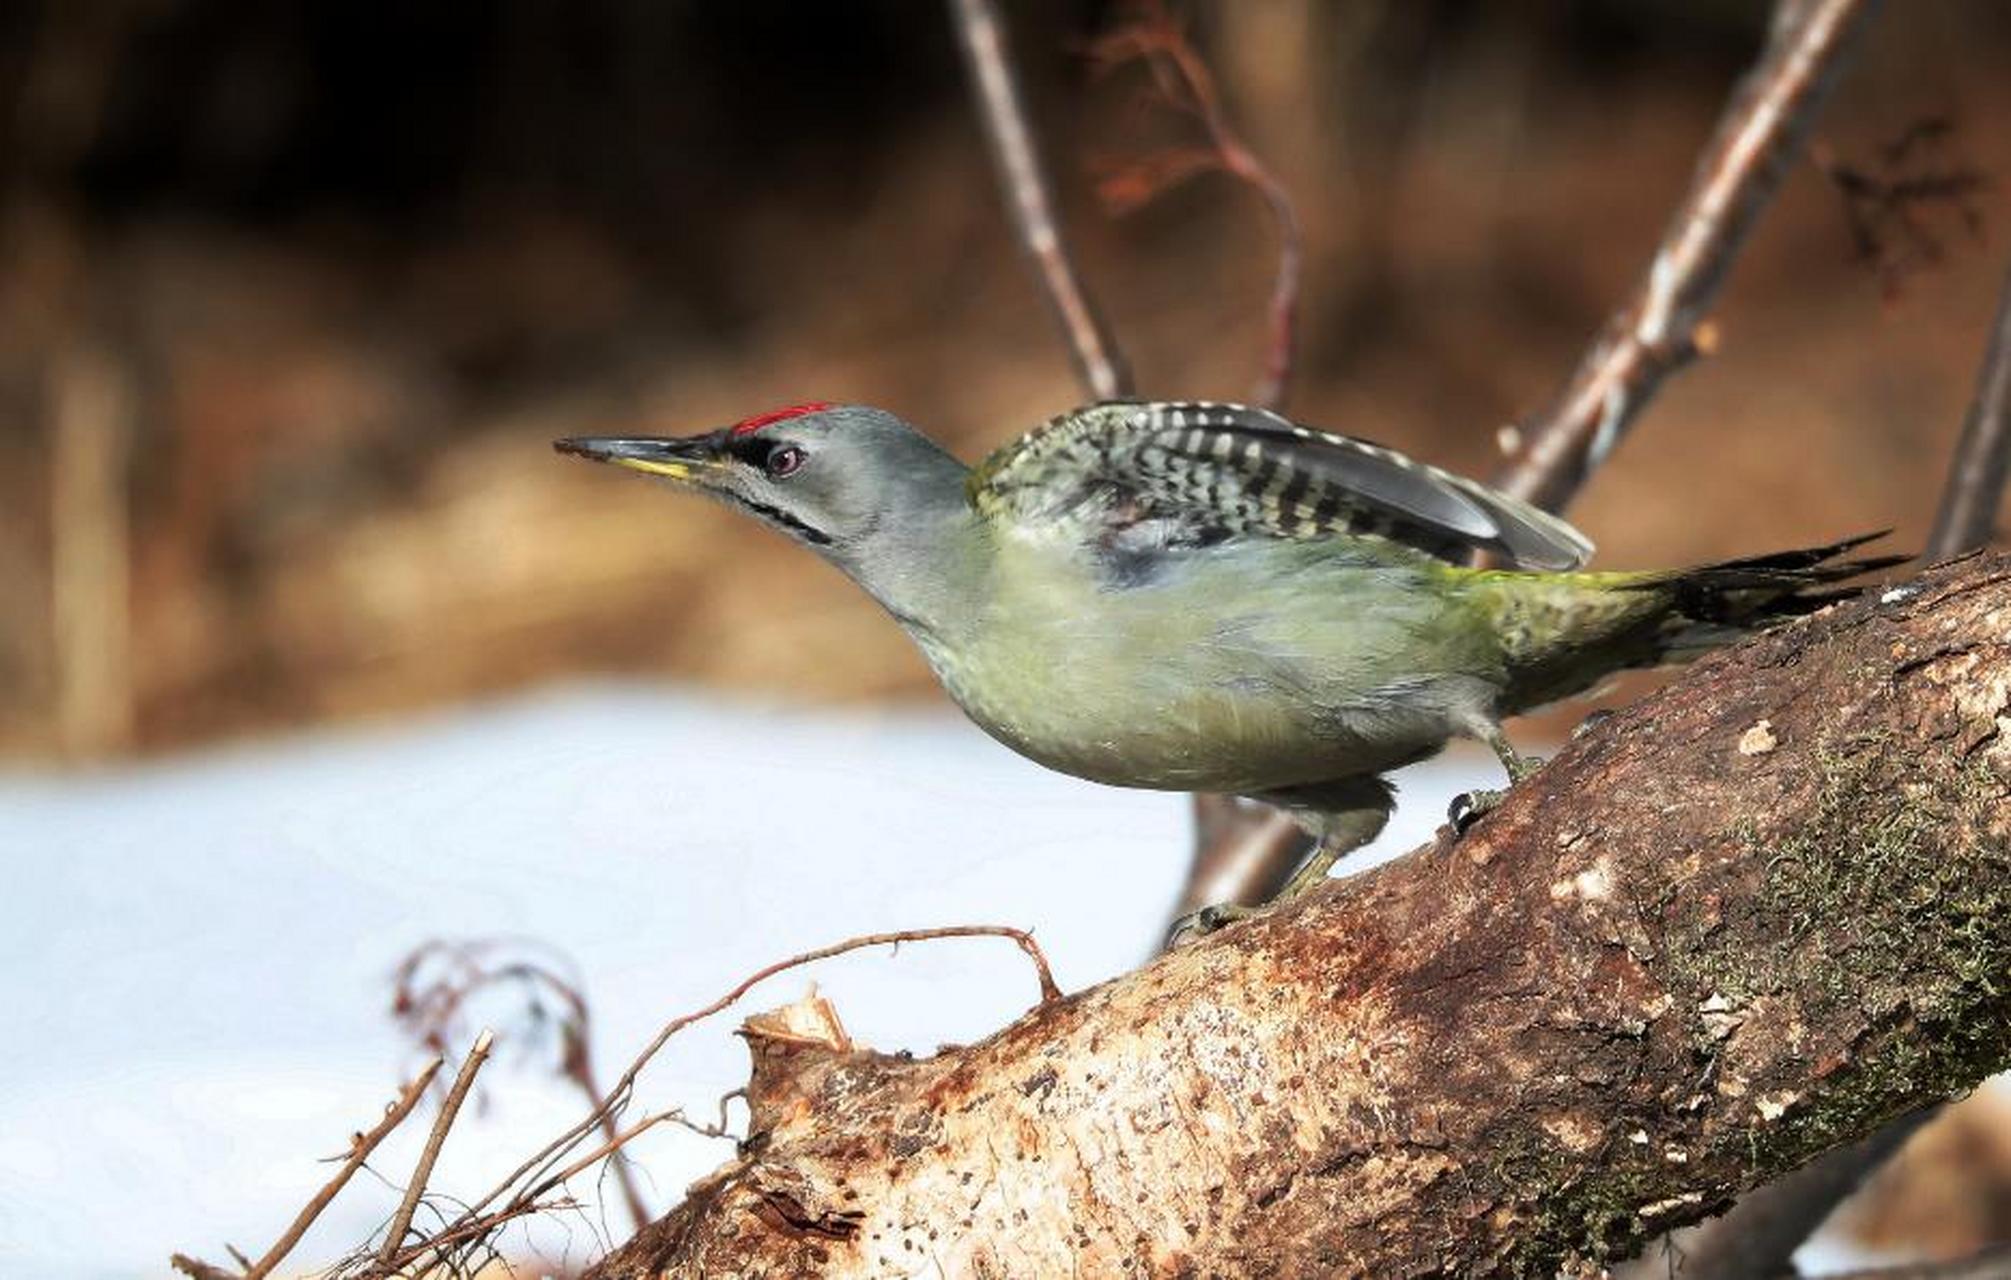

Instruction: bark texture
[591,554,2011,1279]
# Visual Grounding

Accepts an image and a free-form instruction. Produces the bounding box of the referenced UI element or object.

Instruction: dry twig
[1494,0,1881,509]
[173,1057,444,1280]
[375,1028,495,1271]
[1088,0,1303,409]
[406,925,1059,1275]
[391,938,652,1232]
[948,0,1131,400]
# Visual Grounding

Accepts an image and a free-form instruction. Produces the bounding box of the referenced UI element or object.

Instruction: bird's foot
[1503,750,1547,784]
[1449,750,1550,834]
[1448,786,1508,835]
[1164,902,1260,948]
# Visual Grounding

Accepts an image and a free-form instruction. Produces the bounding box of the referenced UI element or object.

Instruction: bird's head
[555,402,970,558]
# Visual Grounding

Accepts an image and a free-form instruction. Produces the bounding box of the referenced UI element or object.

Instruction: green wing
[968,400,1594,571]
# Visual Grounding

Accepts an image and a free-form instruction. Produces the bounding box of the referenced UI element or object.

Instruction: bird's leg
[1448,719,1545,834]
[1275,803,1394,899]
[1166,779,1393,947]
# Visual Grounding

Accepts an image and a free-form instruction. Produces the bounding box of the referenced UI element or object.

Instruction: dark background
[4,0,2006,759]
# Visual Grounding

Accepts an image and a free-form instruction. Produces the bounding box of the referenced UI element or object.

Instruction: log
[591,552,2011,1278]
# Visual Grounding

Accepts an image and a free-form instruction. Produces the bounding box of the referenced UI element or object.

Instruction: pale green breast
[914,533,1510,795]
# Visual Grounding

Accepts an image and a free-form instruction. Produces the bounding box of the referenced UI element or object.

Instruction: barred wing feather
[968,401,1593,572]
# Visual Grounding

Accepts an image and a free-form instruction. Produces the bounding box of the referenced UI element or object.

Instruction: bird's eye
[765,445,806,478]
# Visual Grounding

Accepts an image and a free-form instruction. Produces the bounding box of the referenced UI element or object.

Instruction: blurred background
[4,1,2009,1276]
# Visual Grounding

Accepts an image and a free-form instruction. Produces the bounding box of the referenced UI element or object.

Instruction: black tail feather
[1646,531,1906,630]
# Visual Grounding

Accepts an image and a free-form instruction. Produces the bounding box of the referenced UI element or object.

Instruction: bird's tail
[1489,532,1905,716]
[1628,531,1908,662]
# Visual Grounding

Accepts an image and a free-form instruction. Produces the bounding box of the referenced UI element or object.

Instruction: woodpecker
[556,401,1894,930]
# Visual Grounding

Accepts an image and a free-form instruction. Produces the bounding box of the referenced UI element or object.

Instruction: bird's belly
[962,684,1449,795]
[925,577,1491,794]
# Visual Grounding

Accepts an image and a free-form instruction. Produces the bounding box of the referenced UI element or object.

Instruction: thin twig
[1927,262,2011,559]
[421,925,1060,1273]
[390,937,653,1232]
[246,1058,443,1279]
[949,0,1132,399]
[374,1029,494,1270]
[1088,1,1303,408]
[168,1255,241,1280]
[536,1111,681,1199]
[374,1198,561,1280]
[171,1057,443,1280]
[1495,0,1882,510]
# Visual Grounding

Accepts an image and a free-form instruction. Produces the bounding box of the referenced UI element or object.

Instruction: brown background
[4,0,2008,762]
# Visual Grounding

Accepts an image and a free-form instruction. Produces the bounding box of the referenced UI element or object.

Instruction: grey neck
[822,460,993,649]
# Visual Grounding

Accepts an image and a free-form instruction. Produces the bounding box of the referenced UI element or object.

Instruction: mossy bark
[590,554,2011,1279]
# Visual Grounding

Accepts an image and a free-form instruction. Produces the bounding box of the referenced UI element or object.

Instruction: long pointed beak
[553,434,722,482]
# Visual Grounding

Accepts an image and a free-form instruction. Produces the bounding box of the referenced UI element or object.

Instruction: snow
[0,684,1481,1278]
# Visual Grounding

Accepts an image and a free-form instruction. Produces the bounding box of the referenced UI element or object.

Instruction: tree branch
[374,1028,493,1270]
[173,1057,443,1280]
[584,552,2011,1277]
[1658,210,2011,1280]
[948,0,1131,400]
[1927,262,2011,560]
[1494,0,1881,509]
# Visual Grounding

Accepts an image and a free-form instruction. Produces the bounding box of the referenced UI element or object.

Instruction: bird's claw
[1165,902,1258,948]
[1448,787,1509,835]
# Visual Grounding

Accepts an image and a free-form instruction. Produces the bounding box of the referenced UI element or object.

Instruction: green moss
[1658,745,2008,1023]
[1488,745,2009,1276]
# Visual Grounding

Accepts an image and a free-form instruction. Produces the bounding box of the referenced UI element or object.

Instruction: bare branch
[244,1058,443,1280]
[1089,2,1303,408]
[390,937,653,1231]
[374,1028,494,1271]
[539,1111,684,1198]
[416,924,1061,1275]
[171,1057,443,1280]
[949,0,1132,400]
[1495,0,1881,510]
[1927,262,2011,559]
